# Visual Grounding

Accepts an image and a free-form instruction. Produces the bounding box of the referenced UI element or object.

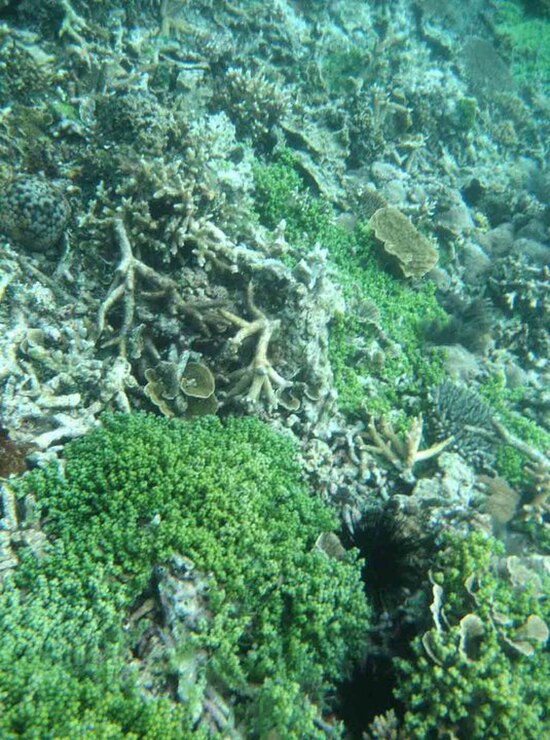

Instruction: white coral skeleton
[220,284,295,409]
[361,414,453,478]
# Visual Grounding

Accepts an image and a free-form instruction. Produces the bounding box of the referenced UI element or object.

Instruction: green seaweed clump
[480,374,550,486]
[394,531,549,739]
[1,412,369,737]
[253,151,446,418]
[496,1,550,92]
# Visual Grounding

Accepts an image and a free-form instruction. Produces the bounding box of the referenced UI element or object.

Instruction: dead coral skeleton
[220,284,296,409]
[97,218,219,353]
[360,415,453,479]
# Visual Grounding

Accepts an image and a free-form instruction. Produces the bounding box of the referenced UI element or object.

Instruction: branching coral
[97,218,220,353]
[220,284,297,409]
[360,415,453,480]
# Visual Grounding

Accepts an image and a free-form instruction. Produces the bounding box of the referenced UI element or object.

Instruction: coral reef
[0,0,547,735]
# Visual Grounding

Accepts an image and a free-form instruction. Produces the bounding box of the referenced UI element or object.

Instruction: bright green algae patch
[496,1,550,93]
[480,374,550,487]
[326,222,446,417]
[253,152,446,417]
[395,531,550,739]
[1,413,369,737]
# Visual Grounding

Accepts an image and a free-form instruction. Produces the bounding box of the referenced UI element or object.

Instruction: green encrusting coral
[0,413,370,737]
[394,531,550,739]
[253,151,446,417]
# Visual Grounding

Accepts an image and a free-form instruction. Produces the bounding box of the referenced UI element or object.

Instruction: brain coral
[0,175,70,250]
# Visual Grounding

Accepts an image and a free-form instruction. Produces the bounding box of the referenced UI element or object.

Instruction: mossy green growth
[2,413,369,737]
[395,531,549,739]
[327,223,446,417]
[496,1,550,92]
[320,43,368,94]
[521,0,550,17]
[0,576,186,739]
[453,96,478,132]
[480,374,550,486]
[253,152,446,418]
[252,149,332,251]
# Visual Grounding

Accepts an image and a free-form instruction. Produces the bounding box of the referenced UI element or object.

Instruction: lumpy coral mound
[0,412,369,738]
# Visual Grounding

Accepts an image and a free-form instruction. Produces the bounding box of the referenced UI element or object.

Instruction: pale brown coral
[369,207,438,278]
[220,284,297,410]
[360,414,452,480]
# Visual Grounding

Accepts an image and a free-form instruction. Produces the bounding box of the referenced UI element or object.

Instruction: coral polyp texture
[0,176,71,250]
[369,207,439,278]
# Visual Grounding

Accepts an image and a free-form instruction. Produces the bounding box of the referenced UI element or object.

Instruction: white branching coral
[361,414,452,479]
[220,284,297,410]
[97,219,220,353]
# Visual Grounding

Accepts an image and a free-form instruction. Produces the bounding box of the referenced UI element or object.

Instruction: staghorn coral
[95,218,221,354]
[359,414,452,481]
[0,4,548,733]
[220,283,296,410]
